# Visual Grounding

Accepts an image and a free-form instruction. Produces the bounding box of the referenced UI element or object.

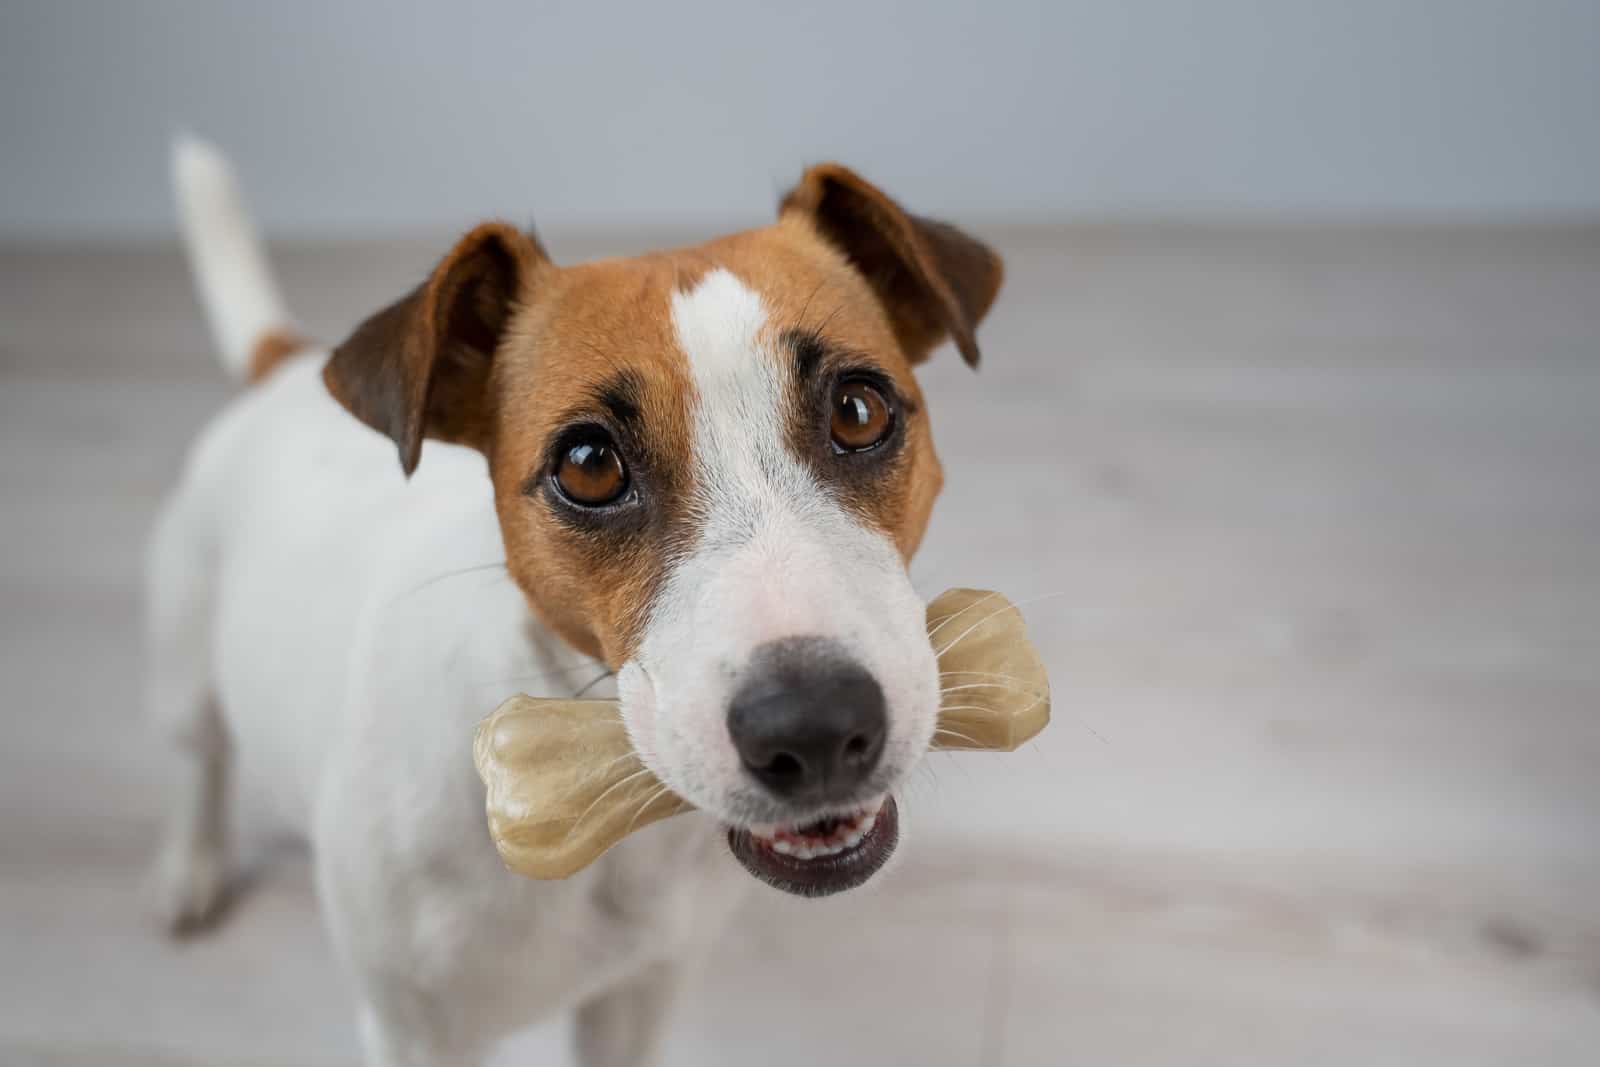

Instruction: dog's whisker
[932,727,985,747]
[812,297,850,338]
[587,747,646,778]
[939,680,1039,696]
[1075,716,1111,745]
[487,660,599,684]
[923,741,980,792]
[924,590,1004,642]
[938,679,1039,696]
[937,692,1049,719]
[393,560,508,604]
[934,687,1049,723]
[571,668,616,699]
[624,782,677,835]
[794,277,829,335]
[940,669,1036,681]
[933,591,1071,657]
[562,766,657,844]
[933,591,1071,658]
[471,658,612,693]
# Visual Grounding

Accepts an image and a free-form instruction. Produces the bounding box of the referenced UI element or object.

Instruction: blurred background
[2,1,1597,1064]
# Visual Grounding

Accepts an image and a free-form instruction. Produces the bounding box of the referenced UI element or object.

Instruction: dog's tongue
[473,587,1049,882]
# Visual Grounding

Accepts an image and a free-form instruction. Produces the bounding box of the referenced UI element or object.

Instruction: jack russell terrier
[149,136,1002,1066]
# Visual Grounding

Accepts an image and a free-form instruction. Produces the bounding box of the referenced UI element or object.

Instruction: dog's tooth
[751,800,887,863]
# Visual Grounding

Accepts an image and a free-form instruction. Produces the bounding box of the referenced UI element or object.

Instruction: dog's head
[325,165,1002,894]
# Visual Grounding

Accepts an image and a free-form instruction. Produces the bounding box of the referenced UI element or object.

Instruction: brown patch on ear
[323,222,547,476]
[780,164,1003,367]
[247,327,313,384]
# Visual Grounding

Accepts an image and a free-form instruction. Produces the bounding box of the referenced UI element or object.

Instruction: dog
[148,136,1002,1066]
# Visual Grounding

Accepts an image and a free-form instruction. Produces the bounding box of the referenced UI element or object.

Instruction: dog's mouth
[726,795,898,897]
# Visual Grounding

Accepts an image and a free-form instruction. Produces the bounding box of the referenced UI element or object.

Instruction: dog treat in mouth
[474,587,1049,881]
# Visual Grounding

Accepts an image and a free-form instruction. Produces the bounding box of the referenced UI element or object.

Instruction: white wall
[2,0,1597,238]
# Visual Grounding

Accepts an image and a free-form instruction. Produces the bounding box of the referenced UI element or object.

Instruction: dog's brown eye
[553,436,628,506]
[830,379,893,452]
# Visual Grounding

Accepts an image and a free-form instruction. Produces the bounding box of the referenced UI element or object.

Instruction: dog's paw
[146,840,231,935]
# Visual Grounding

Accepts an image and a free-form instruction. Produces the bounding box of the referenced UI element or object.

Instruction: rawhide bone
[473,588,1049,879]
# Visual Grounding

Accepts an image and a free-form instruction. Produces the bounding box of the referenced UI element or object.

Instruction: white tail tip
[172,134,295,378]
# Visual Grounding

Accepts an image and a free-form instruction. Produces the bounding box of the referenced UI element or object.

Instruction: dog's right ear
[323,223,548,477]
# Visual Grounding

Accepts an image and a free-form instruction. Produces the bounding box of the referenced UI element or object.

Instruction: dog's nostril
[726,637,887,802]
[764,752,804,779]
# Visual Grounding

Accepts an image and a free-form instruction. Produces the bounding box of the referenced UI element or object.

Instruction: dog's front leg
[573,960,683,1067]
[356,995,484,1067]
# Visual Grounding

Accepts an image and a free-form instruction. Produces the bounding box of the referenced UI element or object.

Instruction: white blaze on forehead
[670,267,829,562]
[670,267,769,386]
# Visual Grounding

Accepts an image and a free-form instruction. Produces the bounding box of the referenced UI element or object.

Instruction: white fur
[148,356,747,1066]
[149,148,748,1066]
[172,135,297,376]
[619,269,938,829]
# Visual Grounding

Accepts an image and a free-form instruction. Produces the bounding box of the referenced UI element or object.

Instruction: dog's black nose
[727,638,887,802]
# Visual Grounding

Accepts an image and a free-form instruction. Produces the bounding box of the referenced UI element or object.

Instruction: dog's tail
[172,134,309,382]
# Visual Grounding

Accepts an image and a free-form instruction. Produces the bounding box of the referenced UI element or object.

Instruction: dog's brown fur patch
[487,220,958,665]
[489,254,702,665]
[247,327,313,384]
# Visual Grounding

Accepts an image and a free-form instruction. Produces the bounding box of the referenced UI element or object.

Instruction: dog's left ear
[323,222,548,476]
[781,164,1003,367]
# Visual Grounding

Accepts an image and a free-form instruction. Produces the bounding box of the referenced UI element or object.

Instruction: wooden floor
[2,225,1598,1065]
